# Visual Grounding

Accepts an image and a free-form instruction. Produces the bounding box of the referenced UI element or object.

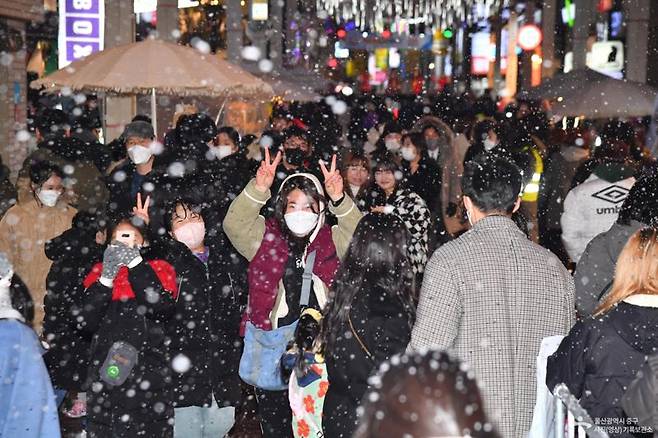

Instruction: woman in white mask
[223,150,362,438]
[209,126,241,161]
[0,161,76,332]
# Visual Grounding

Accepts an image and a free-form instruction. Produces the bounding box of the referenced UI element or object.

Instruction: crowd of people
[1,90,658,438]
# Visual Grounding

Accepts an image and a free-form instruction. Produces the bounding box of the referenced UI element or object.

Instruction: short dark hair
[462,154,523,214]
[163,198,204,234]
[617,166,658,227]
[401,131,428,153]
[35,109,69,137]
[176,113,217,144]
[29,161,63,186]
[371,151,400,175]
[217,126,241,148]
[282,126,310,145]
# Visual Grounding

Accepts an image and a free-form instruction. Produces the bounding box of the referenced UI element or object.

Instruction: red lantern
[517,24,542,51]
[337,29,347,39]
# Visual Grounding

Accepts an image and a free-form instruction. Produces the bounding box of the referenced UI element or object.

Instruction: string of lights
[316,0,510,35]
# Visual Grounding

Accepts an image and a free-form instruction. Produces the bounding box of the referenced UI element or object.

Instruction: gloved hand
[101,242,141,281]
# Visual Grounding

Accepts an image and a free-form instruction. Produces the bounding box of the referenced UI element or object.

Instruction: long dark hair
[319,213,415,356]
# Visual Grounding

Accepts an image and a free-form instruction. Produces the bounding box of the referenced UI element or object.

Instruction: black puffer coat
[80,255,177,437]
[547,301,658,438]
[151,234,248,409]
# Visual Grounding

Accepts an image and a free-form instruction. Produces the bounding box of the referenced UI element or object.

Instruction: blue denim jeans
[174,399,235,438]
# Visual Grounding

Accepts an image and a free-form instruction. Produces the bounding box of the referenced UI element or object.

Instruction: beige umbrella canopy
[519,68,657,119]
[30,38,274,133]
[31,38,274,97]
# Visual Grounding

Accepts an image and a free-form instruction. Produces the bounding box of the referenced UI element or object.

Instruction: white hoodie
[561,173,636,263]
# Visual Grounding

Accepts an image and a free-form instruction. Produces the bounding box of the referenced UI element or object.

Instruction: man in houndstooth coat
[410,154,576,438]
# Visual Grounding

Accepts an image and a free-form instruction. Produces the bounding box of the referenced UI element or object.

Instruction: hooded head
[275,173,326,243]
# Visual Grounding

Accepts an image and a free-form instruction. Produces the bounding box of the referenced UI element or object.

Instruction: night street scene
[1,0,658,437]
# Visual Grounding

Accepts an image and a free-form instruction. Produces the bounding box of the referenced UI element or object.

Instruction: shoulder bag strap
[348,312,374,362]
[300,250,317,307]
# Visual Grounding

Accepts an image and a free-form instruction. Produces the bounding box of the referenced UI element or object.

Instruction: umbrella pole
[151,88,158,138]
[215,96,228,126]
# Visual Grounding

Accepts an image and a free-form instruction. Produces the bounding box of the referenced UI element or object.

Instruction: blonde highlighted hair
[594,227,658,316]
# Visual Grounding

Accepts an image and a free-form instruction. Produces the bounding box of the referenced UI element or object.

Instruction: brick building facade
[0,0,43,178]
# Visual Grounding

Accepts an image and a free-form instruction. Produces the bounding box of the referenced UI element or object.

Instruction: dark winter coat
[622,355,658,437]
[538,146,590,233]
[106,160,172,233]
[205,152,256,210]
[42,215,102,391]
[401,154,442,215]
[150,235,248,409]
[401,154,448,246]
[323,287,412,438]
[547,300,658,437]
[574,220,644,317]
[80,257,177,437]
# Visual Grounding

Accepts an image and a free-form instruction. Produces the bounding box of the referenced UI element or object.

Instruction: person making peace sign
[223,149,362,438]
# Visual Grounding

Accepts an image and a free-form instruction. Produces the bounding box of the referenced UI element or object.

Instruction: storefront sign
[58,0,105,68]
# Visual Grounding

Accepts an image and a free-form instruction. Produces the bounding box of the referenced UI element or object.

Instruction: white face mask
[128,145,153,164]
[401,147,417,161]
[284,211,319,237]
[38,189,61,207]
[173,222,206,250]
[210,145,234,160]
[483,138,497,151]
[385,139,401,151]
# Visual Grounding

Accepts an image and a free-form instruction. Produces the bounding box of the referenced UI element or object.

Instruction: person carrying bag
[223,150,362,437]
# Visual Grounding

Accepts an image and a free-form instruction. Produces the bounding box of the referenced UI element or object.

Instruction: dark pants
[254,388,293,438]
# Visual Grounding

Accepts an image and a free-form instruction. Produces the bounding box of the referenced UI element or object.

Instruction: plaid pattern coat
[410,215,575,438]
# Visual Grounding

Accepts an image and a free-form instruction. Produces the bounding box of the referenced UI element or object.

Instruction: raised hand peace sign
[320,154,344,202]
[254,147,282,193]
[132,192,151,225]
